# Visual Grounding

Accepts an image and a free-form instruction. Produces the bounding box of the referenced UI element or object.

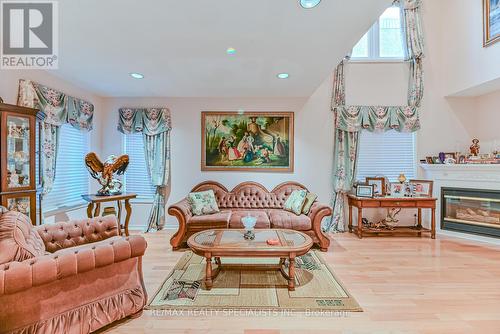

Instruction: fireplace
[441,187,500,238]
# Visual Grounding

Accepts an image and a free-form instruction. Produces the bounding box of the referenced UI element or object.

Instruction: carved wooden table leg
[288,257,296,291]
[417,208,422,237]
[117,200,123,226]
[86,203,94,218]
[348,203,353,233]
[205,256,213,290]
[124,199,132,236]
[93,203,101,217]
[357,207,363,239]
[431,207,436,239]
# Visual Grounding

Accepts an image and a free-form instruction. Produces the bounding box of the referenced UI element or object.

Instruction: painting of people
[201,111,294,172]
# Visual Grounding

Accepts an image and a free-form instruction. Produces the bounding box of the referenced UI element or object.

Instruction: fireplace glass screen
[442,187,500,238]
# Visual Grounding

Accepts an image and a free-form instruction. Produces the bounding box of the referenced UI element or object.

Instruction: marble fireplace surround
[420,164,500,244]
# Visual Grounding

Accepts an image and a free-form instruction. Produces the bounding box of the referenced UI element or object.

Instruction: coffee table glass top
[191,229,310,250]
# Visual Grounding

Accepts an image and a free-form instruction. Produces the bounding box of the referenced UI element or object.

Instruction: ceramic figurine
[397,173,407,184]
[470,138,480,156]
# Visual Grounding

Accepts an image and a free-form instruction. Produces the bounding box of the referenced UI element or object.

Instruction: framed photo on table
[409,179,433,197]
[366,177,386,196]
[389,183,404,197]
[356,184,374,198]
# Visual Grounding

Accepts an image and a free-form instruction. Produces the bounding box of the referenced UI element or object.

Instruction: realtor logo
[1,0,58,69]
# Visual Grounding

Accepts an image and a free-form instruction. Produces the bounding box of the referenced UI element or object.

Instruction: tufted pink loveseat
[168,181,332,251]
[0,210,147,334]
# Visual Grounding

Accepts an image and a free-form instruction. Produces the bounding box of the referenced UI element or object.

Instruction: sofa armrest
[168,198,191,250]
[0,235,146,296]
[35,215,119,253]
[168,198,192,219]
[308,202,332,251]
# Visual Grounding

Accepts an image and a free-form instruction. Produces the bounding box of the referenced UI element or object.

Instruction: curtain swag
[118,107,172,233]
[334,105,420,133]
[17,79,94,131]
[117,107,172,135]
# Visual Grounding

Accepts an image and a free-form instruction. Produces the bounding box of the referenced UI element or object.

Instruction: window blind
[123,133,155,199]
[43,124,89,211]
[356,130,416,182]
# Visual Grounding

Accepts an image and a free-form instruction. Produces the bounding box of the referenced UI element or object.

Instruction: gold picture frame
[483,0,500,47]
[201,111,294,172]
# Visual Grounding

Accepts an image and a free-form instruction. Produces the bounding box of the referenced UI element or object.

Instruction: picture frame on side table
[356,184,374,198]
[389,183,404,197]
[409,179,433,197]
[366,177,386,196]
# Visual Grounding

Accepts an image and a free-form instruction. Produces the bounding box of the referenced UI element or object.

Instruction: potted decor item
[241,213,257,240]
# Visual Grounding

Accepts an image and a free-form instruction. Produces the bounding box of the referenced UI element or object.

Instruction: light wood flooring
[102,230,500,334]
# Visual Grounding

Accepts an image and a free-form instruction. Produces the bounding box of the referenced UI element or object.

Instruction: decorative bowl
[241,215,257,231]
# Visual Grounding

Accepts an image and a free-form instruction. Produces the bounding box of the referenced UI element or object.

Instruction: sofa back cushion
[191,181,308,209]
[0,210,47,265]
[36,215,119,253]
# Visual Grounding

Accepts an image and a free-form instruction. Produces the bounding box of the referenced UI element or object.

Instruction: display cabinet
[0,102,45,225]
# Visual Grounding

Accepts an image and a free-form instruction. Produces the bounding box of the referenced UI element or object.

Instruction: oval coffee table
[187,229,313,291]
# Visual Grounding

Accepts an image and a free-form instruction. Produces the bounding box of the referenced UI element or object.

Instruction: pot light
[300,0,321,9]
[226,47,236,55]
[129,72,144,79]
[277,73,289,79]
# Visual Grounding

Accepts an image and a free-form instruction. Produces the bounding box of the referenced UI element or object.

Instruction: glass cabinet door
[2,113,35,191]
[0,192,37,225]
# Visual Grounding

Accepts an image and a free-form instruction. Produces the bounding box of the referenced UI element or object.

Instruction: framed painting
[484,0,500,46]
[201,111,294,172]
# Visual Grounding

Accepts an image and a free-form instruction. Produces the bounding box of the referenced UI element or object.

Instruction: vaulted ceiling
[54,0,391,97]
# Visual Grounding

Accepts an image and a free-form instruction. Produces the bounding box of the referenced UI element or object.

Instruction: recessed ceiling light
[300,0,321,9]
[129,72,144,79]
[226,47,236,55]
[277,73,289,79]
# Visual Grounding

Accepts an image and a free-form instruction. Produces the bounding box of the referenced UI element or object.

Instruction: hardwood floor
[102,230,500,334]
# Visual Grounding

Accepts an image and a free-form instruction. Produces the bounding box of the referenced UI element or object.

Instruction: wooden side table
[347,194,437,239]
[82,193,137,236]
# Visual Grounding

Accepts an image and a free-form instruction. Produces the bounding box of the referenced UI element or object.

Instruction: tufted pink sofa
[0,210,147,334]
[169,181,332,251]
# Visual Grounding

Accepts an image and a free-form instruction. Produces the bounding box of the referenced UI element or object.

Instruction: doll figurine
[470,138,480,156]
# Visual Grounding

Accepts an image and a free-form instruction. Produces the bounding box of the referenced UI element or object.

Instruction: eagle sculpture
[85,152,129,196]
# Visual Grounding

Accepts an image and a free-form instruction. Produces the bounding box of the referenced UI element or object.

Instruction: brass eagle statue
[84,152,129,196]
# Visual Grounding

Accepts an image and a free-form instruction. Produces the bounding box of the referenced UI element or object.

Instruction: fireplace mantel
[420,164,500,244]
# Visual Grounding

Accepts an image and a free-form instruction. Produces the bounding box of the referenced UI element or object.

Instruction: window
[356,131,416,182]
[43,124,90,211]
[351,6,405,60]
[123,133,155,200]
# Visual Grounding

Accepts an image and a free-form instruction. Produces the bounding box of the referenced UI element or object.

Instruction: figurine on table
[470,138,480,156]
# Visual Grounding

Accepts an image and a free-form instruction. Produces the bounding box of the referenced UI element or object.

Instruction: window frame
[350,6,407,63]
[121,133,155,203]
[355,131,417,183]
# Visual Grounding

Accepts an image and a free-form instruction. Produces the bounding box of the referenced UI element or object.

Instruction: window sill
[44,202,87,217]
[349,58,407,64]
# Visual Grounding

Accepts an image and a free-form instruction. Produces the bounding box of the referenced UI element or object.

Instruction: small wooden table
[347,194,437,239]
[187,229,313,291]
[82,193,137,236]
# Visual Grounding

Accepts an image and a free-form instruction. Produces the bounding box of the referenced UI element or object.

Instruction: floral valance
[117,108,172,136]
[334,105,420,133]
[17,79,94,131]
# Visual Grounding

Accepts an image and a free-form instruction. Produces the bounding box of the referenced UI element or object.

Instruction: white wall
[100,84,337,228]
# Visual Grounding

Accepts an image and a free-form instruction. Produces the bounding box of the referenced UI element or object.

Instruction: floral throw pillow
[284,190,308,215]
[187,190,220,216]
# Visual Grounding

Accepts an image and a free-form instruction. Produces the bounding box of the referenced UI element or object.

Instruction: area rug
[147,251,362,312]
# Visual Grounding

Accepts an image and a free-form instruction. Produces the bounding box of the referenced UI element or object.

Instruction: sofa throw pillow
[301,192,318,215]
[284,190,308,215]
[188,190,220,216]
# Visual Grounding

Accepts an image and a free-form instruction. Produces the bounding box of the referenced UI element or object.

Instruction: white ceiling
[54,0,391,97]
